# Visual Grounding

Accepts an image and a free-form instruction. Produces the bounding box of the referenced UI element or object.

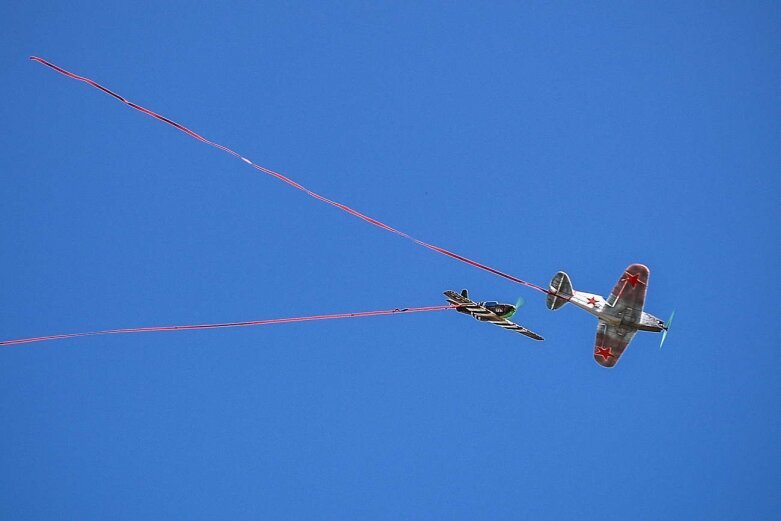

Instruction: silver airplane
[546,264,671,367]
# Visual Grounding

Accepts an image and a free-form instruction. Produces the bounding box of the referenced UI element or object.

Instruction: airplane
[444,289,544,341]
[545,263,671,368]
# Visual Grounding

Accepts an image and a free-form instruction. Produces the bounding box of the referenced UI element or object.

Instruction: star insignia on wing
[595,346,614,361]
[586,296,598,306]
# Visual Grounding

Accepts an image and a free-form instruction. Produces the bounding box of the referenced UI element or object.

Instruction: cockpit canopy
[482,302,515,318]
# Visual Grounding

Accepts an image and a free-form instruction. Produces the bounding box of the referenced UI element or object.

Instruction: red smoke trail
[30,56,553,296]
[0,305,455,347]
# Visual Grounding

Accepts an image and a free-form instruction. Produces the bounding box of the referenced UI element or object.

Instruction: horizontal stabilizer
[547,271,573,310]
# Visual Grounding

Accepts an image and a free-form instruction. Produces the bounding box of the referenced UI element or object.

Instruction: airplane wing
[593,320,637,368]
[444,291,544,341]
[602,263,650,324]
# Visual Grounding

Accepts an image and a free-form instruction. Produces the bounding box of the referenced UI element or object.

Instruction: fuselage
[457,301,515,321]
[568,291,665,332]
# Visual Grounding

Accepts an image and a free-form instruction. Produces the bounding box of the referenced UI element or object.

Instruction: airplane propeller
[660,309,676,349]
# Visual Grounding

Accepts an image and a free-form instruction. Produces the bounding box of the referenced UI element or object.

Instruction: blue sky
[2,2,779,519]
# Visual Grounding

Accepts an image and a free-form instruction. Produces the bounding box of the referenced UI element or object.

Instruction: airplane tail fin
[546,271,573,310]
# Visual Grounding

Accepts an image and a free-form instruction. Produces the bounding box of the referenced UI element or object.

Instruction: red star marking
[625,272,640,288]
[595,347,614,361]
[586,297,598,306]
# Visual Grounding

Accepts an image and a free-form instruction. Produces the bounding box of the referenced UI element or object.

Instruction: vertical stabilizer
[546,271,573,310]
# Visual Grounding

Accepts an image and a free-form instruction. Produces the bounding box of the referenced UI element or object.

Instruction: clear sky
[2,2,779,519]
